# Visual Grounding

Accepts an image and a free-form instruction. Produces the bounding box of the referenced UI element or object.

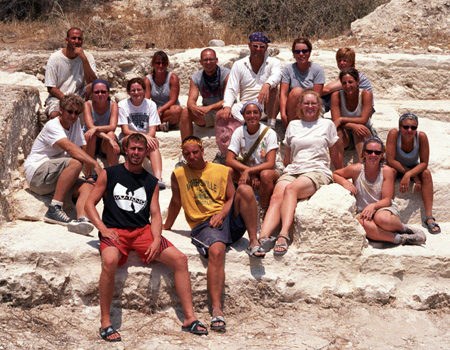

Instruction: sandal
[422,216,441,234]
[245,245,265,259]
[181,320,209,335]
[99,325,121,342]
[258,236,277,252]
[273,235,291,256]
[210,316,226,332]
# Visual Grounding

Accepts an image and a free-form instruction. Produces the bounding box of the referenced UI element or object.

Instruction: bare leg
[73,182,94,218]
[84,134,97,176]
[353,133,367,162]
[157,246,205,330]
[259,181,289,239]
[275,176,316,252]
[207,242,226,327]
[53,159,83,202]
[358,210,403,242]
[101,132,119,167]
[286,87,304,124]
[259,169,280,208]
[266,87,280,122]
[234,184,260,250]
[99,246,121,340]
[335,128,347,169]
[161,105,182,126]
[420,170,435,219]
[148,146,163,181]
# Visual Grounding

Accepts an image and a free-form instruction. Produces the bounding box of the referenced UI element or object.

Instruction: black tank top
[102,164,158,228]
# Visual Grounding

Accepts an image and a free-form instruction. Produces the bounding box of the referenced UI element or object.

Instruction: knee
[260,170,274,185]
[289,87,304,100]
[421,169,432,182]
[236,183,254,199]
[173,105,183,115]
[208,244,225,264]
[171,250,188,270]
[102,256,119,275]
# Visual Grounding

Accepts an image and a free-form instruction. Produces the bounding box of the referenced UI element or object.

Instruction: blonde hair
[296,88,323,120]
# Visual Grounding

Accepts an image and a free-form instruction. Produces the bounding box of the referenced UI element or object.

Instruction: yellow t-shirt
[173,162,229,229]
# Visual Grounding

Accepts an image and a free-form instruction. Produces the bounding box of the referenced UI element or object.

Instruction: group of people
[23,27,440,341]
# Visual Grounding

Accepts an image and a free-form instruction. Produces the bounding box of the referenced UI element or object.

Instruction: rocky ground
[1,1,450,349]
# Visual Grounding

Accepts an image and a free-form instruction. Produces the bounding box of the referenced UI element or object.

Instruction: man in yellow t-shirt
[163,136,264,332]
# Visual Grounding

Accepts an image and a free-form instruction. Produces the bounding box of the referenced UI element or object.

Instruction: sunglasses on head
[401,125,417,131]
[365,149,382,155]
[294,49,309,54]
[66,109,81,115]
[94,90,108,94]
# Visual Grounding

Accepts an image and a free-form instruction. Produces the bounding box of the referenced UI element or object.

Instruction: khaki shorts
[375,205,400,217]
[44,97,61,116]
[202,110,216,128]
[277,171,331,191]
[29,157,72,195]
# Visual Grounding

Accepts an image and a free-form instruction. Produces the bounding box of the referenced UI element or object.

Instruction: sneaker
[67,217,94,236]
[213,152,226,165]
[158,180,166,190]
[44,205,71,226]
[399,226,427,245]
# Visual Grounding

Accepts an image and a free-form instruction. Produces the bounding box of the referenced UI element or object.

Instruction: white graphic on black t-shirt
[113,183,147,213]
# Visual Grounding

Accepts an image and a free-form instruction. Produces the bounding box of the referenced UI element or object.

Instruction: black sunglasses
[365,150,382,155]
[294,49,309,54]
[94,90,108,94]
[66,109,82,115]
[401,125,417,131]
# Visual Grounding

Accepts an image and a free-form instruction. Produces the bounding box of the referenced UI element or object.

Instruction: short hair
[339,67,359,83]
[336,48,356,67]
[296,88,323,120]
[151,51,169,73]
[60,94,84,112]
[126,133,148,149]
[200,48,216,59]
[361,137,385,162]
[66,27,82,38]
[292,37,312,53]
[126,77,146,93]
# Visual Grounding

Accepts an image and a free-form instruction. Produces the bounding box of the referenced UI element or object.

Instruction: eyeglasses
[252,44,267,49]
[93,90,108,95]
[365,150,382,155]
[201,58,216,62]
[302,102,318,106]
[65,109,81,115]
[294,49,310,54]
[401,125,417,131]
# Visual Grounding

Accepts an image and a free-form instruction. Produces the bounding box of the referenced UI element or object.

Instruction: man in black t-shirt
[85,133,207,342]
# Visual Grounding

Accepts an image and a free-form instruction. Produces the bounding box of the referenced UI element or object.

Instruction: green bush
[214,0,388,41]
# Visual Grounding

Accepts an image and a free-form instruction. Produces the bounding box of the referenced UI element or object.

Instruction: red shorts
[100,224,173,266]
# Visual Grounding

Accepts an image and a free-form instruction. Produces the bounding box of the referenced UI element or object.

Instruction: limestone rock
[209,39,225,47]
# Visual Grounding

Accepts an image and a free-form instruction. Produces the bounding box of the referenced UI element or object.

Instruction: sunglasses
[294,49,309,54]
[94,90,108,95]
[252,44,267,49]
[401,125,417,131]
[65,109,82,115]
[365,150,383,155]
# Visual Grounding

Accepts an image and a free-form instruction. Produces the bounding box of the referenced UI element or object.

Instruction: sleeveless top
[102,164,158,228]
[173,162,229,229]
[339,90,371,127]
[146,72,180,108]
[395,131,420,168]
[354,163,383,213]
[83,100,111,133]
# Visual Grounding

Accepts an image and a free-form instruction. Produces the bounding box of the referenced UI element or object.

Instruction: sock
[50,199,63,207]
[400,224,406,233]
[393,234,403,244]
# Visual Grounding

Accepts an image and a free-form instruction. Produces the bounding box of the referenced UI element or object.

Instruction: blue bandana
[92,79,110,92]
[399,113,418,124]
[249,32,270,44]
[240,100,263,115]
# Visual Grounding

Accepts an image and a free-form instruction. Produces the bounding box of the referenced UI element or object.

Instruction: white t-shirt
[45,50,96,95]
[24,117,86,183]
[283,118,338,180]
[118,98,160,137]
[228,124,278,167]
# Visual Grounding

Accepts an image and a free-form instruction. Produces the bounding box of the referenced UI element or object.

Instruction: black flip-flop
[99,325,121,342]
[181,320,208,335]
